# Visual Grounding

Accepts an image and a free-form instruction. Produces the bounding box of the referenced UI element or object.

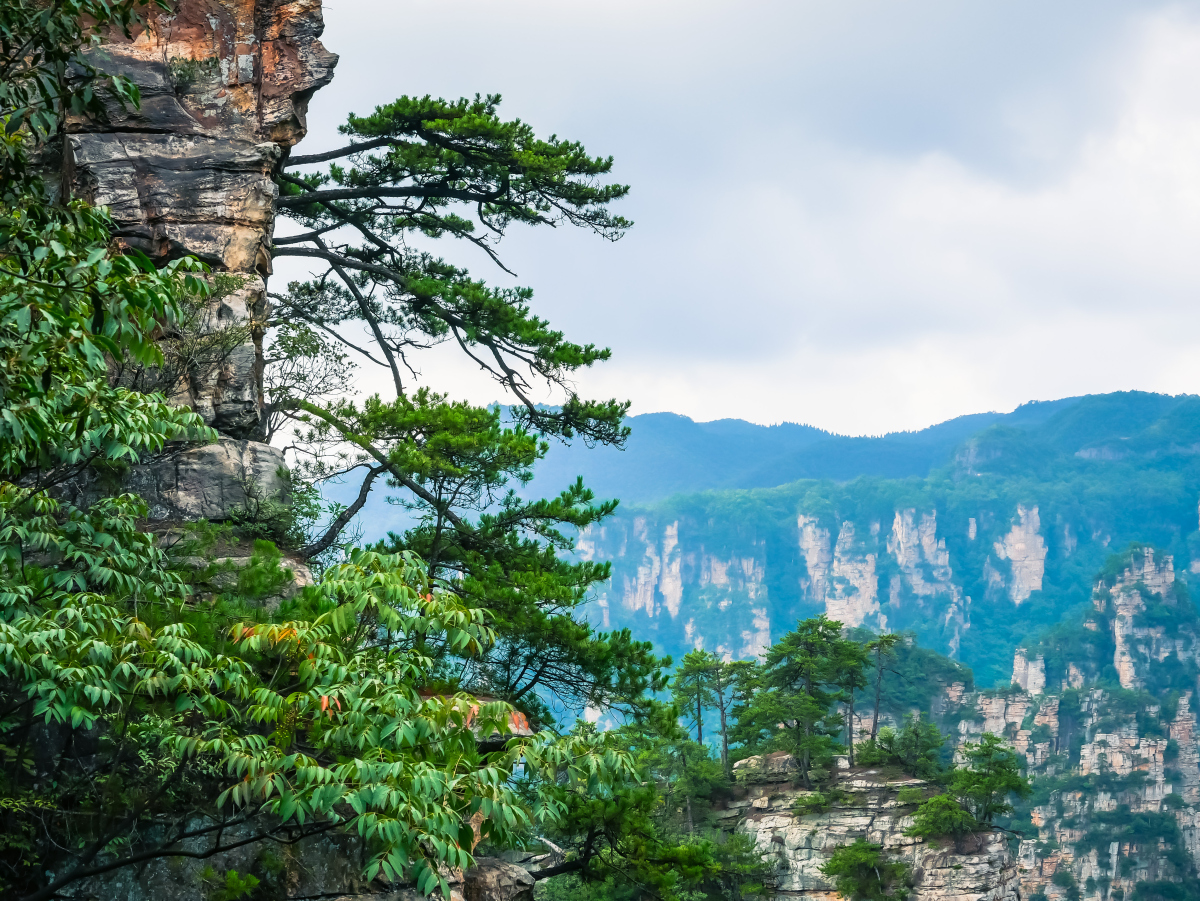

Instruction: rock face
[582,503,1047,662]
[69,0,336,442]
[59,437,289,522]
[991,505,1048,605]
[723,753,1020,901]
[1092,549,1195,690]
[1013,649,1047,696]
[939,550,1200,901]
[799,517,883,630]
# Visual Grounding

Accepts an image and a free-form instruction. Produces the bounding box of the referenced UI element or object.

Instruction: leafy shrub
[200,868,260,901]
[896,787,927,806]
[820,839,909,901]
[904,794,978,841]
[794,789,849,816]
[855,716,947,779]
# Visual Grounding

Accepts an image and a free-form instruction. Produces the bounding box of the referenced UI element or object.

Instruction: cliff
[61,0,336,528]
[722,752,1021,901]
[576,396,1200,685]
[51,6,530,900]
[938,549,1200,901]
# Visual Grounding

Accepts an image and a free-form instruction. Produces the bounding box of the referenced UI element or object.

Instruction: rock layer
[70,0,336,441]
[941,551,1200,901]
[725,754,1020,901]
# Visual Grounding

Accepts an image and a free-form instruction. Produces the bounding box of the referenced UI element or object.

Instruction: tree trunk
[696,689,703,744]
[871,646,884,740]
[685,795,695,834]
[847,694,856,767]
[718,700,730,779]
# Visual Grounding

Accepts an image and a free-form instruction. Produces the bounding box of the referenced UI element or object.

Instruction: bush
[856,716,947,779]
[904,794,979,841]
[794,789,849,816]
[820,839,910,901]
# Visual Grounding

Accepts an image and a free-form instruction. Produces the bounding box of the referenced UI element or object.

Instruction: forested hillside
[579,391,1200,687]
[524,395,1083,506]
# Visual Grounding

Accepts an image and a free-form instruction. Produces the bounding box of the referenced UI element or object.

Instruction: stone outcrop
[722,754,1020,901]
[60,437,289,523]
[1092,549,1195,690]
[70,0,336,444]
[581,501,1058,664]
[798,516,883,630]
[579,517,771,658]
[991,505,1048,605]
[1013,649,1047,695]
[936,551,1200,901]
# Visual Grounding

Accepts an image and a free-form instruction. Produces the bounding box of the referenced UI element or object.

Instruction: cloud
[277,0,1200,434]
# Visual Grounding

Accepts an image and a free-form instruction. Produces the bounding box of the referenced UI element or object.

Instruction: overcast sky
[278,0,1200,436]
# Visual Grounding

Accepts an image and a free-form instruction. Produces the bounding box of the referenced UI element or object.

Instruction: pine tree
[253,92,661,725]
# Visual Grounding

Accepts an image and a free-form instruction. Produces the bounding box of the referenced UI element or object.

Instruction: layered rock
[71,0,336,446]
[937,551,1200,901]
[799,516,883,630]
[722,753,1020,901]
[61,436,289,522]
[991,506,1048,605]
[1092,549,1196,690]
[580,502,1056,664]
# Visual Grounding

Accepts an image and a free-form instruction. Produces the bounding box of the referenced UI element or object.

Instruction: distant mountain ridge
[572,390,1200,688]
[522,395,1087,506]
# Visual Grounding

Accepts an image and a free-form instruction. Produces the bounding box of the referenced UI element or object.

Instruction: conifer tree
[731,616,866,787]
[261,93,662,724]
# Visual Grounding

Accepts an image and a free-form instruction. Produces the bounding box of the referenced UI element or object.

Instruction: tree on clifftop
[263,92,664,726]
[0,5,645,899]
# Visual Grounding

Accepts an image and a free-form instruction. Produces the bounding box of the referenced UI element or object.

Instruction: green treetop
[730,616,866,787]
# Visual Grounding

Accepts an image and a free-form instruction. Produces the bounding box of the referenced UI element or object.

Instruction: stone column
[65,0,336,523]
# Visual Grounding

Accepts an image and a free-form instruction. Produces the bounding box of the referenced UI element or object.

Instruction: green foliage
[0,0,165,203]
[904,794,979,841]
[535,707,771,901]
[730,616,866,787]
[820,839,910,901]
[793,788,850,816]
[226,468,322,551]
[903,732,1030,845]
[1132,880,1200,901]
[200,868,260,901]
[895,787,928,806]
[855,717,948,779]
[952,734,1031,825]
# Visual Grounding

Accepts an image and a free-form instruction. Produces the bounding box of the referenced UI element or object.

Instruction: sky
[275,0,1200,436]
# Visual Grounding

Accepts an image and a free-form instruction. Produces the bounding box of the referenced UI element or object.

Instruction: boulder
[464,858,536,901]
[58,438,289,524]
[733,751,800,784]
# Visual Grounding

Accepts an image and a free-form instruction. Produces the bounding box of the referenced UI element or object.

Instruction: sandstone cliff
[937,550,1200,901]
[722,752,1021,901]
[65,0,337,526]
[578,501,1053,670]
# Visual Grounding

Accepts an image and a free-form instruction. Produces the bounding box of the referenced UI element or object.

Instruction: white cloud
[279,1,1200,435]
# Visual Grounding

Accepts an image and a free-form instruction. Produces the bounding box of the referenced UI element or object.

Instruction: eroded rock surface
[940,552,1200,901]
[61,437,289,522]
[724,754,1020,901]
[71,0,336,441]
